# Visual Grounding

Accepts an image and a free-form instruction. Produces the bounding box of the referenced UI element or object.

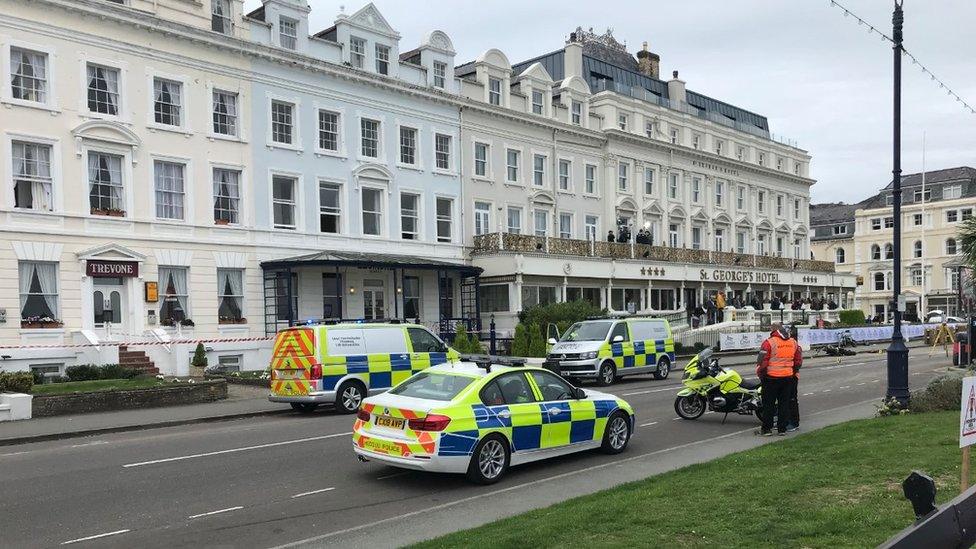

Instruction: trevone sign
[699,268,781,284]
[86,260,139,278]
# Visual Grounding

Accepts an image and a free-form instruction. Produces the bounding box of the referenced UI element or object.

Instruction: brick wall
[32,380,228,417]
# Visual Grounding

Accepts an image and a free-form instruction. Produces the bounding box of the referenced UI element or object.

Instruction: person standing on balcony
[607,230,615,242]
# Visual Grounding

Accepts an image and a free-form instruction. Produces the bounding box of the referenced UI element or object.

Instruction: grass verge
[415,411,962,549]
[31,378,171,395]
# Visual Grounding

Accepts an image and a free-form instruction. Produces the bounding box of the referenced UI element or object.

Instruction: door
[479,372,541,454]
[93,277,125,337]
[609,321,634,372]
[363,279,385,320]
[528,370,592,449]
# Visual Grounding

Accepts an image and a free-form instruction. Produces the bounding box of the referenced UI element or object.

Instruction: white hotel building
[0,0,854,372]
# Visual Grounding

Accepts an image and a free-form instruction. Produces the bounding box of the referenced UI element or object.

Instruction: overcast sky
[246,0,976,205]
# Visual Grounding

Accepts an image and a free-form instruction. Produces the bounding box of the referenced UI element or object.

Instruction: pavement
[0,384,283,446]
[0,346,956,549]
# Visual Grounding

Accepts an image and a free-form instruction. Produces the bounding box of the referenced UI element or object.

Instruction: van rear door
[270,327,317,397]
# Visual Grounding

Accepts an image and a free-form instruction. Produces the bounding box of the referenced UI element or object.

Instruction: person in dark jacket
[607,230,615,242]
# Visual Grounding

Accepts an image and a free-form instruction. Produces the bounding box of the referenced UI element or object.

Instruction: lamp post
[887,0,910,405]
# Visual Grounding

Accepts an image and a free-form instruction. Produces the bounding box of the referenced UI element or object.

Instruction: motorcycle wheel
[674,395,706,420]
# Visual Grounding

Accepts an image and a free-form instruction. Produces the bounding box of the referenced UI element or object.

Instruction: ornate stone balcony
[471,232,837,273]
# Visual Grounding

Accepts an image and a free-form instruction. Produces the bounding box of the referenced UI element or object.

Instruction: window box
[214,218,231,226]
[21,317,63,329]
[91,207,126,217]
[218,317,247,325]
[160,318,194,328]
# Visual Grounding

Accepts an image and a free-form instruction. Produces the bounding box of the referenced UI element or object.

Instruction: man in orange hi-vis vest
[755,323,802,436]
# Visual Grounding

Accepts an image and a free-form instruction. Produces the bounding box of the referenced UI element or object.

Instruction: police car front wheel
[467,434,510,484]
[336,381,366,414]
[601,412,631,454]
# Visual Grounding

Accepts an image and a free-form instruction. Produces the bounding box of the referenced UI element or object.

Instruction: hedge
[837,309,866,326]
[0,371,34,393]
[65,364,139,382]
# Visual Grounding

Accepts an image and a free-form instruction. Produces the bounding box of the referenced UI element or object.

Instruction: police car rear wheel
[336,381,365,414]
[601,412,631,454]
[653,357,671,380]
[598,362,616,386]
[467,434,510,484]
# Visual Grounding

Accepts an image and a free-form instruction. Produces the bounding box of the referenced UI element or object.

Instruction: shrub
[911,374,964,413]
[98,363,140,380]
[518,301,606,338]
[838,310,866,326]
[0,371,34,393]
[191,343,208,368]
[511,323,548,358]
[510,323,532,358]
[451,324,484,354]
[66,364,102,382]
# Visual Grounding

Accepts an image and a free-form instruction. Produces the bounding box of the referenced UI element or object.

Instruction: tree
[451,323,484,354]
[191,342,208,368]
[962,215,976,270]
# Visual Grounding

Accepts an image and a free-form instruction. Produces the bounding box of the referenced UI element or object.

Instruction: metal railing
[472,233,838,274]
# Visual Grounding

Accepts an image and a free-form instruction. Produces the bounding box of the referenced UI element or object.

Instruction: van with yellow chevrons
[268,322,460,413]
[545,317,675,386]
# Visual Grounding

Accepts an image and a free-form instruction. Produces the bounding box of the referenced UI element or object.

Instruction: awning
[260,251,483,276]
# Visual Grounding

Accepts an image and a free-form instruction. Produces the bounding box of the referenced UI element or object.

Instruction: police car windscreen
[561,321,613,342]
[389,372,475,401]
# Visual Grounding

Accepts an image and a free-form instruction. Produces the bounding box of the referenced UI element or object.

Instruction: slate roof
[883,166,976,189]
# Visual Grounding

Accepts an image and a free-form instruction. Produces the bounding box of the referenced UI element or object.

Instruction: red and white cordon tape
[0,336,274,350]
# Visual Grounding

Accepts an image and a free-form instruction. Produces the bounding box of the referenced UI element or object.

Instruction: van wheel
[467,434,510,484]
[290,403,318,413]
[653,357,671,380]
[335,381,365,414]
[598,361,617,386]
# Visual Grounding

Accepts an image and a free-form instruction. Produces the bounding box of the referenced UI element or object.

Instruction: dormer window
[279,17,298,50]
[433,61,447,89]
[375,44,390,75]
[350,36,366,69]
[211,0,231,34]
[488,78,501,105]
[571,100,582,125]
[531,90,544,114]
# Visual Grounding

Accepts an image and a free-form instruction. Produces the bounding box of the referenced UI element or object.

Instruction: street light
[887,0,910,405]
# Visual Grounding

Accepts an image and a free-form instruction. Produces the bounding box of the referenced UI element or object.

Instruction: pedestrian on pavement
[755,322,802,436]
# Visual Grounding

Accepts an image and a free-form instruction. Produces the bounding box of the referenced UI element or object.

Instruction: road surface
[0,351,950,548]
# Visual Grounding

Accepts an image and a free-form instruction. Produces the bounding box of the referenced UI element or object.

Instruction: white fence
[720,323,963,351]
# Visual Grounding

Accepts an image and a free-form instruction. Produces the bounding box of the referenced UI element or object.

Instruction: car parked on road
[268,321,459,413]
[544,317,675,385]
[352,359,635,484]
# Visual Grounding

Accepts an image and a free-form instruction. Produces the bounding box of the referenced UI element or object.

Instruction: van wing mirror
[612,335,624,343]
[547,337,557,345]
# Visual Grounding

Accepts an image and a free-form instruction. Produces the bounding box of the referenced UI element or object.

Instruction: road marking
[640,421,659,427]
[857,383,866,386]
[188,506,243,519]
[70,441,108,448]
[271,398,880,549]
[61,530,130,545]
[621,386,677,396]
[871,379,880,383]
[122,432,352,468]
[839,386,850,390]
[822,389,832,393]
[0,451,29,457]
[377,472,410,480]
[291,487,335,499]
[671,417,682,421]
[803,393,814,396]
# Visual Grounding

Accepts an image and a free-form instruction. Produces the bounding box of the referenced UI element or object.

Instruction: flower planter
[214,219,231,226]
[20,321,63,329]
[218,318,247,325]
[91,208,126,217]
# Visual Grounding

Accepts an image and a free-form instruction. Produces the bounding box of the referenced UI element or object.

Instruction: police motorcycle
[674,347,762,422]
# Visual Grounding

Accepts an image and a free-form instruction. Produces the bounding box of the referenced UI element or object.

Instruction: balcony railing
[472,233,837,274]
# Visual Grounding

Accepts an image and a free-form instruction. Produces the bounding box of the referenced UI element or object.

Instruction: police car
[352,358,635,484]
[268,321,460,414]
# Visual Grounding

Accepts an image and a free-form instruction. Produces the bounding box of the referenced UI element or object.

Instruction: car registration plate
[375,416,405,429]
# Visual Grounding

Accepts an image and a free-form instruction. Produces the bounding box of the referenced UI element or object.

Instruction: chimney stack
[636,41,660,79]
[668,70,686,104]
